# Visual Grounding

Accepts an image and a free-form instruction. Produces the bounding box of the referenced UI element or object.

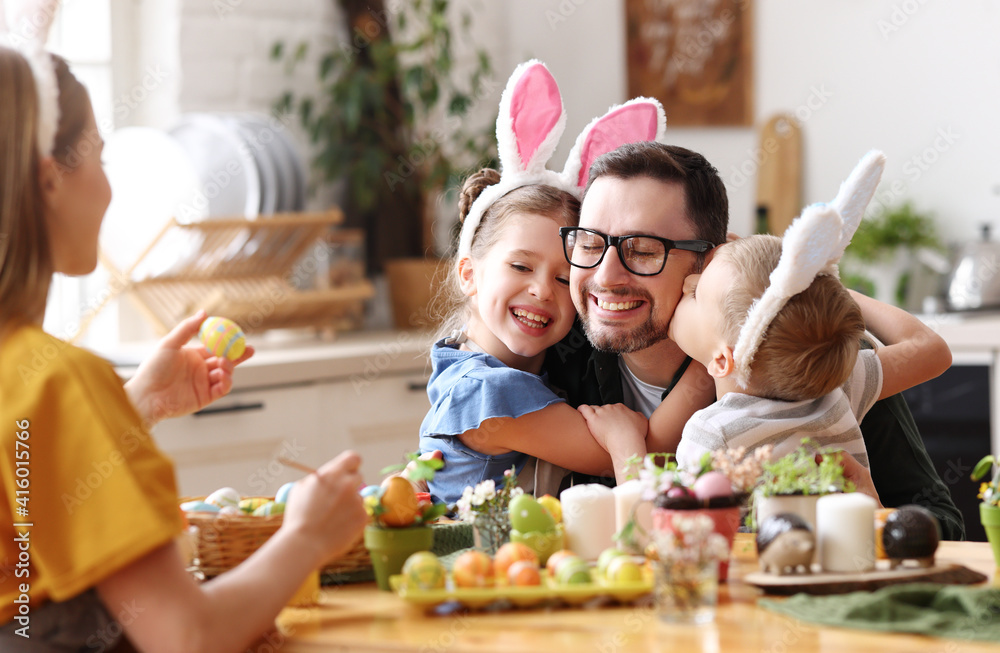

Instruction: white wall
[487,0,1000,245]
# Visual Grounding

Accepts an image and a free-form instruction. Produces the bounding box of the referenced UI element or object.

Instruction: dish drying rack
[77,210,374,339]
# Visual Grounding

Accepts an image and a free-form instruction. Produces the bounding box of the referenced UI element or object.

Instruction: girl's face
[42,103,111,276]
[462,212,576,372]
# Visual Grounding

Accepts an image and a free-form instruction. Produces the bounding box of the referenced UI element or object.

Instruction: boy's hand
[824,450,883,508]
[578,404,647,453]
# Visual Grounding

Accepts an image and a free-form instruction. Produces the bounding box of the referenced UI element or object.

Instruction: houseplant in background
[970,454,1000,566]
[271,0,497,279]
[841,201,943,308]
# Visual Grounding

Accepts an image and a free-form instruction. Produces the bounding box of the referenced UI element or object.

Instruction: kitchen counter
[112,328,436,389]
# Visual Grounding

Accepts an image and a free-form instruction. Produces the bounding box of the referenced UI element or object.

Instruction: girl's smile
[460,212,575,373]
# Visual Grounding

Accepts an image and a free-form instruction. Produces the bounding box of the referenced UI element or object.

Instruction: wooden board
[755,113,802,235]
[744,561,987,596]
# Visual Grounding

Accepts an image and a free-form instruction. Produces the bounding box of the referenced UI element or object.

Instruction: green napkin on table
[760,583,1000,642]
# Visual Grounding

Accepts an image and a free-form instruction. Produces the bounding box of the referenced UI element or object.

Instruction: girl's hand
[282,451,368,564]
[124,310,254,426]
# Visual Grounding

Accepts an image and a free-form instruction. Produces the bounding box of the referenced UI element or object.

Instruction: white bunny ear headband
[732,150,886,388]
[0,0,62,157]
[458,59,667,258]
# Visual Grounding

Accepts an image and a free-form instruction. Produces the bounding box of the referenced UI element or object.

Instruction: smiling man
[546,141,965,540]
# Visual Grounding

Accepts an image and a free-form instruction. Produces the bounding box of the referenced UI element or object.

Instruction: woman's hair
[717,235,865,401]
[432,169,581,339]
[0,48,91,333]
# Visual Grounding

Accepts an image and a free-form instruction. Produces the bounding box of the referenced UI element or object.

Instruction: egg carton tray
[389,566,654,610]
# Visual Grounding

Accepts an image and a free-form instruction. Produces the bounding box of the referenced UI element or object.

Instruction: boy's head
[671,235,865,401]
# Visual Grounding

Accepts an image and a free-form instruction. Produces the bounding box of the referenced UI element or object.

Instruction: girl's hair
[0,48,90,333]
[432,169,581,339]
[717,235,865,401]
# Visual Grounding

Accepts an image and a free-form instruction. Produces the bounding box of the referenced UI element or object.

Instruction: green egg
[508,494,556,533]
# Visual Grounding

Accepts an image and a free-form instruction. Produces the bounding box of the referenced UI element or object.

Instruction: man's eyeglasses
[559,227,714,276]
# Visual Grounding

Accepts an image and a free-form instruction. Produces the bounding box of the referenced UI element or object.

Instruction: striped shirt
[676,349,881,469]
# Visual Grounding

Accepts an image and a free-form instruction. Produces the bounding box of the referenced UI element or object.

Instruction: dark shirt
[545,320,966,541]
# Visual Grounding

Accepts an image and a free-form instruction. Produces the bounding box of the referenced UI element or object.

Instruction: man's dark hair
[584,142,729,247]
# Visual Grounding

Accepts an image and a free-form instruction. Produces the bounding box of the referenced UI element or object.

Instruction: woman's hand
[124,310,254,426]
[282,450,368,564]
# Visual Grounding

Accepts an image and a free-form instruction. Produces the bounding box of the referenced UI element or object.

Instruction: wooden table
[269,540,999,652]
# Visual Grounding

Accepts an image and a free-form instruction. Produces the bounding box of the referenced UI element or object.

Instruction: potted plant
[363,453,447,590]
[271,0,498,274]
[631,448,765,580]
[970,454,1000,566]
[841,201,943,308]
[753,438,856,534]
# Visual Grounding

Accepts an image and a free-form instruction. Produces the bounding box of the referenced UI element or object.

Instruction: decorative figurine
[881,504,940,569]
[756,513,815,575]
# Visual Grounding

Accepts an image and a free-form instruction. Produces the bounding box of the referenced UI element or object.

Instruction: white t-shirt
[618,356,664,419]
[675,349,882,470]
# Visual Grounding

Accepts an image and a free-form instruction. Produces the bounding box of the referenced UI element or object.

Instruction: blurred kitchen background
[34,0,1000,537]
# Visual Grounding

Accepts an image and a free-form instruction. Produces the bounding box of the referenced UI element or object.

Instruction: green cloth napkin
[759,583,1000,642]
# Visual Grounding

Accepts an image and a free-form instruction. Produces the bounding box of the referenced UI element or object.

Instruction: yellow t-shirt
[0,326,183,623]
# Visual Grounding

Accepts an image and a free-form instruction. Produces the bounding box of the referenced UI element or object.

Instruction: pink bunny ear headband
[732,150,886,388]
[0,0,62,157]
[457,59,667,258]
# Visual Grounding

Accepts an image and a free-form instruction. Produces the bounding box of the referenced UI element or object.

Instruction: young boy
[660,212,952,470]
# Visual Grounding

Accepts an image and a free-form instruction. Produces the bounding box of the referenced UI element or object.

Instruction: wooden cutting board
[755,113,802,236]
[744,561,987,596]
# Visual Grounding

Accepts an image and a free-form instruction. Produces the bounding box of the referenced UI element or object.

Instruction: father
[546,141,965,540]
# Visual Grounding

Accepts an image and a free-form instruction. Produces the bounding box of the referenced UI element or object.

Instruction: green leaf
[270,41,284,60]
[972,455,997,481]
[417,502,448,524]
[293,41,309,62]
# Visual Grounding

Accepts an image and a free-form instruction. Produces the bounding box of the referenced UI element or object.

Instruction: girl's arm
[848,290,952,399]
[646,360,716,453]
[97,451,367,653]
[458,402,629,478]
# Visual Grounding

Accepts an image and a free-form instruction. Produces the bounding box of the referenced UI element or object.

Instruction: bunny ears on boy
[0,0,62,156]
[457,59,667,258]
[732,150,887,388]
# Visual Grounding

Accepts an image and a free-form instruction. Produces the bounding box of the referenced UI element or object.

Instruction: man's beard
[576,283,670,354]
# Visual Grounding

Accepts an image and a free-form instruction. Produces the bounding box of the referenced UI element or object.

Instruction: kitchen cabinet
[145,330,433,497]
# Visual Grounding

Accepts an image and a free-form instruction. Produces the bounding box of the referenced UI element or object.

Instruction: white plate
[99,127,204,276]
[169,114,261,220]
[228,117,279,215]
[242,113,306,212]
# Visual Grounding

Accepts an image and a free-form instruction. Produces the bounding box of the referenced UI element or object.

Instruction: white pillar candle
[560,484,617,561]
[612,479,653,551]
[816,493,877,573]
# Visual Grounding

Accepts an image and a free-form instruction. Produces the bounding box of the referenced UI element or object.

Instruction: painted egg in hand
[199,316,246,361]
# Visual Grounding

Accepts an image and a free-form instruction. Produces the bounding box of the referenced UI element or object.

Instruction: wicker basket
[183,500,370,578]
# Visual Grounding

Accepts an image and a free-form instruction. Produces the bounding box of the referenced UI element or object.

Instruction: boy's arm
[848,290,952,399]
[647,360,716,453]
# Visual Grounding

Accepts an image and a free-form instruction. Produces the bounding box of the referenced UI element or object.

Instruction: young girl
[419,60,665,505]
[0,41,366,653]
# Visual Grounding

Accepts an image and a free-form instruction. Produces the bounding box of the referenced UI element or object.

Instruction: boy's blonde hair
[0,49,90,334]
[716,235,865,401]
[432,168,580,339]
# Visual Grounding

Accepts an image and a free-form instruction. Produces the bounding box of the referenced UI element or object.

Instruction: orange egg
[379,476,419,528]
[545,549,578,577]
[452,550,494,588]
[507,559,541,586]
[493,542,538,580]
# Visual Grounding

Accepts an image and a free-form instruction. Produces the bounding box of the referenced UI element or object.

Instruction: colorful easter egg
[275,482,296,506]
[199,316,246,361]
[239,497,270,514]
[180,500,220,513]
[252,501,285,517]
[402,551,446,590]
[205,487,241,509]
